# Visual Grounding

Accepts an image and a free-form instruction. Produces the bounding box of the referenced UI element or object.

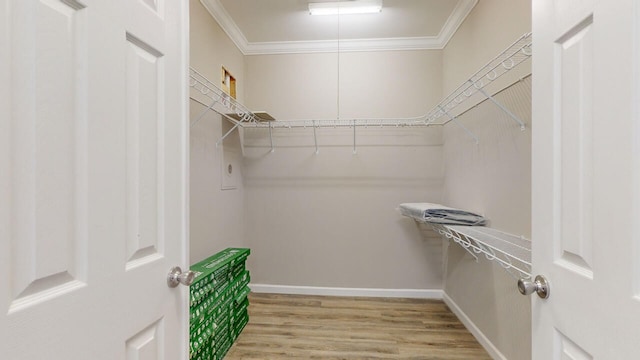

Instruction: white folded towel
[399,203,487,226]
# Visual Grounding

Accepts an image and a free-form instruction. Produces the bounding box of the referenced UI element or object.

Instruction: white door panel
[0,0,189,359]
[532,0,640,358]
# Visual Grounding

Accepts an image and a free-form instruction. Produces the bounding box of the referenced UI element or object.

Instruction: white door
[532,0,640,358]
[0,0,189,359]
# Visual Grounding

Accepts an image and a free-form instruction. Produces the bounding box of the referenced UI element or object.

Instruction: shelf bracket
[451,231,482,262]
[431,224,479,261]
[352,119,357,154]
[312,120,319,154]
[216,121,242,148]
[269,121,275,153]
[438,106,479,144]
[191,99,217,128]
[477,87,526,131]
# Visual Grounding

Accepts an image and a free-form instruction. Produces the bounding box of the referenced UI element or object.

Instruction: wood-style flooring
[225,293,491,359]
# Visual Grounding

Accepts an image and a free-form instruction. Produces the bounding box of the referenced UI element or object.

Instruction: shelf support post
[216,121,242,147]
[269,121,275,153]
[190,99,217,128]
[438,106,479,144]
[352,119,357,154]
[477,87,526,130]
[312,120,319,154]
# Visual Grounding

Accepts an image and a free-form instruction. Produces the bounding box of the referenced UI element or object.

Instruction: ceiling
[200,0,478,54]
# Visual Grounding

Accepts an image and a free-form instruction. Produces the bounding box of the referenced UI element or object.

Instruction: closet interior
[189,0,533,359]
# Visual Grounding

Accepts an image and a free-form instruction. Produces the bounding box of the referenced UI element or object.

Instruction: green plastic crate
[189,248,251,360]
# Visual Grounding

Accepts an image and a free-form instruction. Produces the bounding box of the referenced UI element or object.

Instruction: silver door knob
[167,266,195,288]
[517,275,550,299]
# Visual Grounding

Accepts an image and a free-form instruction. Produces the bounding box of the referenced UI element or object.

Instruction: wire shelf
[242,32,532,131]
[188,33,531,149]
[423,32,532,126]
[189,67,262,125]
[429,223,531,280]
[242,117,430,129]
[188,33,530,131]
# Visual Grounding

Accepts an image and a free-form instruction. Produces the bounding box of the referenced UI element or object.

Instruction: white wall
[441,1,532,359]
[243,50,446,291]
[189,0,247,264]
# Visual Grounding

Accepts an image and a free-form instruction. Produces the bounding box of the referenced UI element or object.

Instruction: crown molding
[199,0,249,53]
[437,0,478,48]
[242,36,445,55]
[200,0,478,55]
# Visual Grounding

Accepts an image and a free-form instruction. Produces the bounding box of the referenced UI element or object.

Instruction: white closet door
[0,0,189,359]
[532,0,640,358]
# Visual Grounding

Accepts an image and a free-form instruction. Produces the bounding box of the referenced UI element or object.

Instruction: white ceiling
[200,0,478,54]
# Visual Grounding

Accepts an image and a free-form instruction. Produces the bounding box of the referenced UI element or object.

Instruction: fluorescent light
[308,0,383,16]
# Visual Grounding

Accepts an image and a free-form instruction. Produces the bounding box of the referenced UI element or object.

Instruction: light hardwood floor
[225,293,491,359]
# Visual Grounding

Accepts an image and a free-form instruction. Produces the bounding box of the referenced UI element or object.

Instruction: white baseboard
[442,293,507,360]
[249,283,443,299]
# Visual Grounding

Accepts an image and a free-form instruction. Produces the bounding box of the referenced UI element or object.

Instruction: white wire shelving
[429,223,531,280]
[424,32,531,127]
[190,67,263,125]
[188,32,531,147]
[190,67,269,146]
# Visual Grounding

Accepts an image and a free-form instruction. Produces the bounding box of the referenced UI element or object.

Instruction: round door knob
[517,275,550,299]
[517,279,537,295]
[167,266,195,288]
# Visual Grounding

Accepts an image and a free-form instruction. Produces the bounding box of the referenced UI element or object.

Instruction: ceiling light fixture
[308,0,383,16]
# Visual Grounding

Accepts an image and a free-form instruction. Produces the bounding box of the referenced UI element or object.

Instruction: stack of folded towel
[399,203,487,226]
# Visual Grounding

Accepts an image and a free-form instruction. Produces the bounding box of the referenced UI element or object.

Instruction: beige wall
[242,50,446,290]
[243,127,444,289]
[442,0,532,95]
[441,0,532,359]
[245,50,441,120]
[189,0,247,264]
[244,53,339,120]
[191,1,533,356]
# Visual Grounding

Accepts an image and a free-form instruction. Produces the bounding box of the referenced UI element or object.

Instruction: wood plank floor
[225,293,491,360]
